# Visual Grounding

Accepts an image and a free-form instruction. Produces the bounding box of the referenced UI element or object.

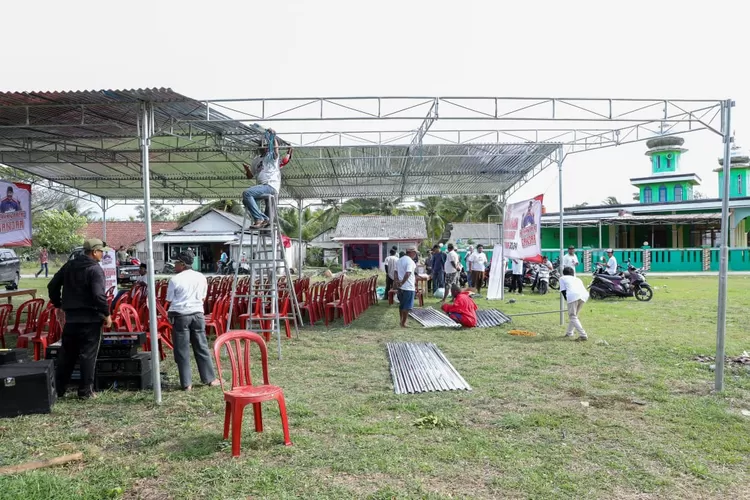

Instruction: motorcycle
[161,260,176,274]
[588,259,653,301]
[531,264,551,294]
[222,259,250,275]
[549,258,561,290]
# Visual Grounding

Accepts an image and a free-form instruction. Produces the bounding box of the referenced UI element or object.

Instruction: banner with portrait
[100,249,118,292]
[0,182,32,247]
[503,194,543,260]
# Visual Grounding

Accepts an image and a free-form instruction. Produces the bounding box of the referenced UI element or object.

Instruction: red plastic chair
[115,304,143,332]
[299,282,321,326]
[0,304,13,348]
[31,306,63,361]
[205,296,228,338]
[326,284,352,326]
[261,293,292,341]
[11,298,45,349]
[213,330,292,456]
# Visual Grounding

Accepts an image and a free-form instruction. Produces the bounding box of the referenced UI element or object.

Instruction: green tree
[33,210,87,253]
[417,196,449,242]
[176,199,244,225]
[602,196,620,206]
[135,203,174,222]
[472,195,504,222]
[442,196,474,223]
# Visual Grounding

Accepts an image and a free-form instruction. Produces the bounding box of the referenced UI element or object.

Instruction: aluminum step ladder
[226,194,303,360]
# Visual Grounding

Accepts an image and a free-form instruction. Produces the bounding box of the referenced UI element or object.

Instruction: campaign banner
[503,194,543,260]
[100,249,118,292]
[0,181,32,247]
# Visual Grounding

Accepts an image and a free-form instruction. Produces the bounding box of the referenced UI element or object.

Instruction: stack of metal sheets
[408,308,461,328]
[475,309,512,328]
[386,342,472,394]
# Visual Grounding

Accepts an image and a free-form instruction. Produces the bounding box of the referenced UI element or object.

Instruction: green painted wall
[718,168,749,198]
[639,182,693,203]
[650,150,680,174]
[540,227,578,249]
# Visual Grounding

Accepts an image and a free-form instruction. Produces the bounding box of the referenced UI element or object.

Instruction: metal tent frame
[0,90,734,399]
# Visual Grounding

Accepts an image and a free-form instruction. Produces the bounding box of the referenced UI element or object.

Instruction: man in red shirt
[441,285,478,328]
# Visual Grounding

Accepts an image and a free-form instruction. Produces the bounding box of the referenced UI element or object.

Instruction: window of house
[666,155,672,170]
[656,156,661,170]
[674,185,683,202]
[643,187,652,203]
[658,185,667,202]
[738,175,743,195]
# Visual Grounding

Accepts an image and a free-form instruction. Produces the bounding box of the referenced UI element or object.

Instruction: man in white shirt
[384,248,399,295]
[510,258,524,294]
[605,249,618,276]
[395,245,418,328]
[465,246,474,287]
[167,251,220,391]
[561,246,579,275]
[441,243,461,303]
[468,244,489,294]
[135,263,148,285]
[241,129,293,229]
[560,266,589,341]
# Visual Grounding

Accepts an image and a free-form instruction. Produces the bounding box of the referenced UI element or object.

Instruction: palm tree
[472,195,504,222]
[602,196,620,206]
[441,196,474,223]
[317,199,343,231]
[417,196,448,242]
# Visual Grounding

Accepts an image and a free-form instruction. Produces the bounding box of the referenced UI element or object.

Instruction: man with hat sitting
[48,238,113,399]
[166,250,220,391]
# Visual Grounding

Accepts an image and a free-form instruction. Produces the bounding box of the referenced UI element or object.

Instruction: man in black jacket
[48,238,113,399]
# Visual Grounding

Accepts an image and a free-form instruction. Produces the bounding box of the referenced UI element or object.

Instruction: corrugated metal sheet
[475,309,512,328]
[409,308,461,328]
[152,232,237,243]
[386,342,472,394]
[334,216,427,240]
[0,88,560,201]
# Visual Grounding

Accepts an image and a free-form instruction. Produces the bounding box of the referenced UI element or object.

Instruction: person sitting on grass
[560,266,589,341]
[441,284,478,328]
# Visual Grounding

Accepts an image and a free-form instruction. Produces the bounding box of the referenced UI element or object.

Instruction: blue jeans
[242,184,276,222]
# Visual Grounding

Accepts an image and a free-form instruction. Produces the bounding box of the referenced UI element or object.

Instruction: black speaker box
[0,360,56,418]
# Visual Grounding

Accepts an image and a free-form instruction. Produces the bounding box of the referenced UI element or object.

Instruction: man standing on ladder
[242,129,293,229]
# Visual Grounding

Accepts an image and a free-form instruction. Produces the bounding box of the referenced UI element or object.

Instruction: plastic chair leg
[223,402,232,440]
[253,403,263,432]
[277,393,292,446]
[231,403,246,457]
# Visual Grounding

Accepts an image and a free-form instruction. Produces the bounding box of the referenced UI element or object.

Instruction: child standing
[560,266,589,341]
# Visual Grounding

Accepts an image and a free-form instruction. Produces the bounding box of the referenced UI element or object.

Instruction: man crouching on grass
[441,284,478,328]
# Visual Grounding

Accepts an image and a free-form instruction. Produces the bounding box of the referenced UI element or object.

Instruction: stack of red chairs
[323,275,379,327]
[10,298,46,349]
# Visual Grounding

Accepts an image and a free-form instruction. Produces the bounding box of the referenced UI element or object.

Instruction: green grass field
[1,275,749,499]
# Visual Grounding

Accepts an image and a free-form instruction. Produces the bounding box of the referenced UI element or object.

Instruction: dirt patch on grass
[123,478,172,500]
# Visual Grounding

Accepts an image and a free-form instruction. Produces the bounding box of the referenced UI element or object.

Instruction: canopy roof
[0,90,724,203]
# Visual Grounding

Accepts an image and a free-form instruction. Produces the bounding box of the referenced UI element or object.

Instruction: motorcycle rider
[605,249,618,276]
[532,256,553,292]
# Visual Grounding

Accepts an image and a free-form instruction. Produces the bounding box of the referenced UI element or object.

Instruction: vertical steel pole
[558,147,565,325]
[598,220,602,249]
[715,99,734,392]
[298,199,303,275]
[101,197,107,243]
[139,102,162,404]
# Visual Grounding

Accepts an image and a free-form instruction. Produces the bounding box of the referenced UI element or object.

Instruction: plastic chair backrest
[34,306,51,340]
[213,330,270,391]
[15,298,45,333]
[0,304,13,332]
[118,303,142,332]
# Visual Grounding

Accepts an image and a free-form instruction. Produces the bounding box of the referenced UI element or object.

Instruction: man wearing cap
[605,249,618,276]
[562,246,579,275]
[395,245,419,328]
[166,251,219,391]
[48,238,113,399]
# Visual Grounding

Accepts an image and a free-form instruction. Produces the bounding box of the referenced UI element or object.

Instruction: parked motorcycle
[161,260,176,274]
[589,259,653,301]
[532,264,550,295]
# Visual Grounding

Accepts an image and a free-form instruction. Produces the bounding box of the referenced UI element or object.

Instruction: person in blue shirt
[216,249,228,273]
[0,186,20,213]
